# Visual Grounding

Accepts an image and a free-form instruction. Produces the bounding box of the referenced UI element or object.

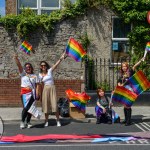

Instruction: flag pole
[63,37,72,60]
[143,49,147,61]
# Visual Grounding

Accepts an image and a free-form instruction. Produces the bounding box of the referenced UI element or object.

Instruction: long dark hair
[40,61,50,73]
[24,63,34,74]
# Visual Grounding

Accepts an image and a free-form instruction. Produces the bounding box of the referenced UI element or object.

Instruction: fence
[85,58,132,91]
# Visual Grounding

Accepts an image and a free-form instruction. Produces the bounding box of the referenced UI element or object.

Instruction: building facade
[0,1,132,106]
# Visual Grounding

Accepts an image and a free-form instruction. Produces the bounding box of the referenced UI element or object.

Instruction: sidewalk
[0,106,150,122]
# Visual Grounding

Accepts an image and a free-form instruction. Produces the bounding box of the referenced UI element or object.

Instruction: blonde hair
[121,62,129,68]
[120,61,131,79]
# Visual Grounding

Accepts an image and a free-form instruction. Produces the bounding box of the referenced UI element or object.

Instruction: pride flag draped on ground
[65,89,91,112]
[66,38,86,62]
[112,70,150,107]
[19,41,32,55]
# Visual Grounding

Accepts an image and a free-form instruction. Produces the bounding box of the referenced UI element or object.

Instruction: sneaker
[57,121,61,127]
[20,122,26,129]
[27,122,33,128]
[44,122,48,127]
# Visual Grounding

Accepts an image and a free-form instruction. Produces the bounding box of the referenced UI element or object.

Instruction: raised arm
[132,57,144,71]
[13,54,23,74]
[51,52,66,71]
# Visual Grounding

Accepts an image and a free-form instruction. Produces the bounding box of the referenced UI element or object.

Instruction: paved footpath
[0,106,150,122]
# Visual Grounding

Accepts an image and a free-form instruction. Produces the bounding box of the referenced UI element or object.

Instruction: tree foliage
[111,0,150,78]
[0,0,150,71]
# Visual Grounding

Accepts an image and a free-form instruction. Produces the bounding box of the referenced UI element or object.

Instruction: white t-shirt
[20,70,39,89]
[39,68,54,85]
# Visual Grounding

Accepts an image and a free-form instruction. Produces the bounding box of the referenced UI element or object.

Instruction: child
[95,87,113,124]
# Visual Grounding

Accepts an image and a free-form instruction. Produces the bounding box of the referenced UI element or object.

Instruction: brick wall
[6,0,17,15]
[0,79,83,107]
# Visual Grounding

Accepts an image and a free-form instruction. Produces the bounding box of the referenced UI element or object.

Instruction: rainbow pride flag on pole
[127,70,150,95]
[20,41,32,55]
[145,42,150,52]
[112,86,138,107]
[66,38,86,62]
[112,70,150,107]
[144,42,150,59]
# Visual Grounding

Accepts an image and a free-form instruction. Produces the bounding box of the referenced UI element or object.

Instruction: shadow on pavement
[132,115,150,123]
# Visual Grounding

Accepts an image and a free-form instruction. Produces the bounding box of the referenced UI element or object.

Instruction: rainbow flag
[128,70,150,95]
[71,100,86,112]
[145,42,150,52]
[20,41,32,55]
[112,86,138,107]
[65,89,91,104]
[65,89,91,112]
[66,38,86,62]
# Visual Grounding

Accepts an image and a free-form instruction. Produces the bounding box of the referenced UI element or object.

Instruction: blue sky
[0,0,5,16]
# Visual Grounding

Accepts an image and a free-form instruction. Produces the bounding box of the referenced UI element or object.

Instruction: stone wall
[0,7,113,79]
[0,7,114,106]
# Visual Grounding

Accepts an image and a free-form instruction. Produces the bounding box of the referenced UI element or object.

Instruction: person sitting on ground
[95,87,113,124]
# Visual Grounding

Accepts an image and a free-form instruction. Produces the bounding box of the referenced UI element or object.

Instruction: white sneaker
[27,122,33,128]
[20,122,26,129]
[57,121,61,127]
[44,122,48,127]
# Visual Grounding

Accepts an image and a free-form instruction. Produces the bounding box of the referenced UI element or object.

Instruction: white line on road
[0,144,150,148]
[134,123,146,132]
[140,123,150,131]
[143,122,150,129]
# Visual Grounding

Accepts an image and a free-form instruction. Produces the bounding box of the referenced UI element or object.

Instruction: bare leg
[45,113,49,122]
[55,111,61,127]
[55,111,60,121]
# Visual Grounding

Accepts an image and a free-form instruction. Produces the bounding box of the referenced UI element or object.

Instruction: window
[18,0,61,15]
[19,0,37,8]
[112,17,131,63]
[41,0,59,7]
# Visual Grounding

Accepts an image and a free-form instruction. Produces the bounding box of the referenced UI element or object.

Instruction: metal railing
[85,58,132,91]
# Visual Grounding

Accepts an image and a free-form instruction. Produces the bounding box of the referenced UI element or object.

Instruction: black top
[117,69,135,86]
[96,96,110,108]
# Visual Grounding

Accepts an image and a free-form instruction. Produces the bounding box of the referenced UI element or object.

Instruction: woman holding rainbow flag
[117,57,144,126]
[14,54,40,129]
[38,52,66,127]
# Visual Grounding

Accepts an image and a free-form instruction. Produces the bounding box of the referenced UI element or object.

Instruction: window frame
[111,16,131,64]
[17,0,61,15]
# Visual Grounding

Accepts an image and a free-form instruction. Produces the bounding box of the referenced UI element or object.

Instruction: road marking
[134,123,146,131]
[140,123,150,131]
[143,122,150,128]
[0,143,150,147]
[134,122,150,131]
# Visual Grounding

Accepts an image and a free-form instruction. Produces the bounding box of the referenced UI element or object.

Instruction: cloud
[0,6,5,16]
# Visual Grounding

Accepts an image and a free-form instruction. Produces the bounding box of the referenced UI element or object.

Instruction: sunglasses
[41,64,46,67]
[25,66,31,69]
